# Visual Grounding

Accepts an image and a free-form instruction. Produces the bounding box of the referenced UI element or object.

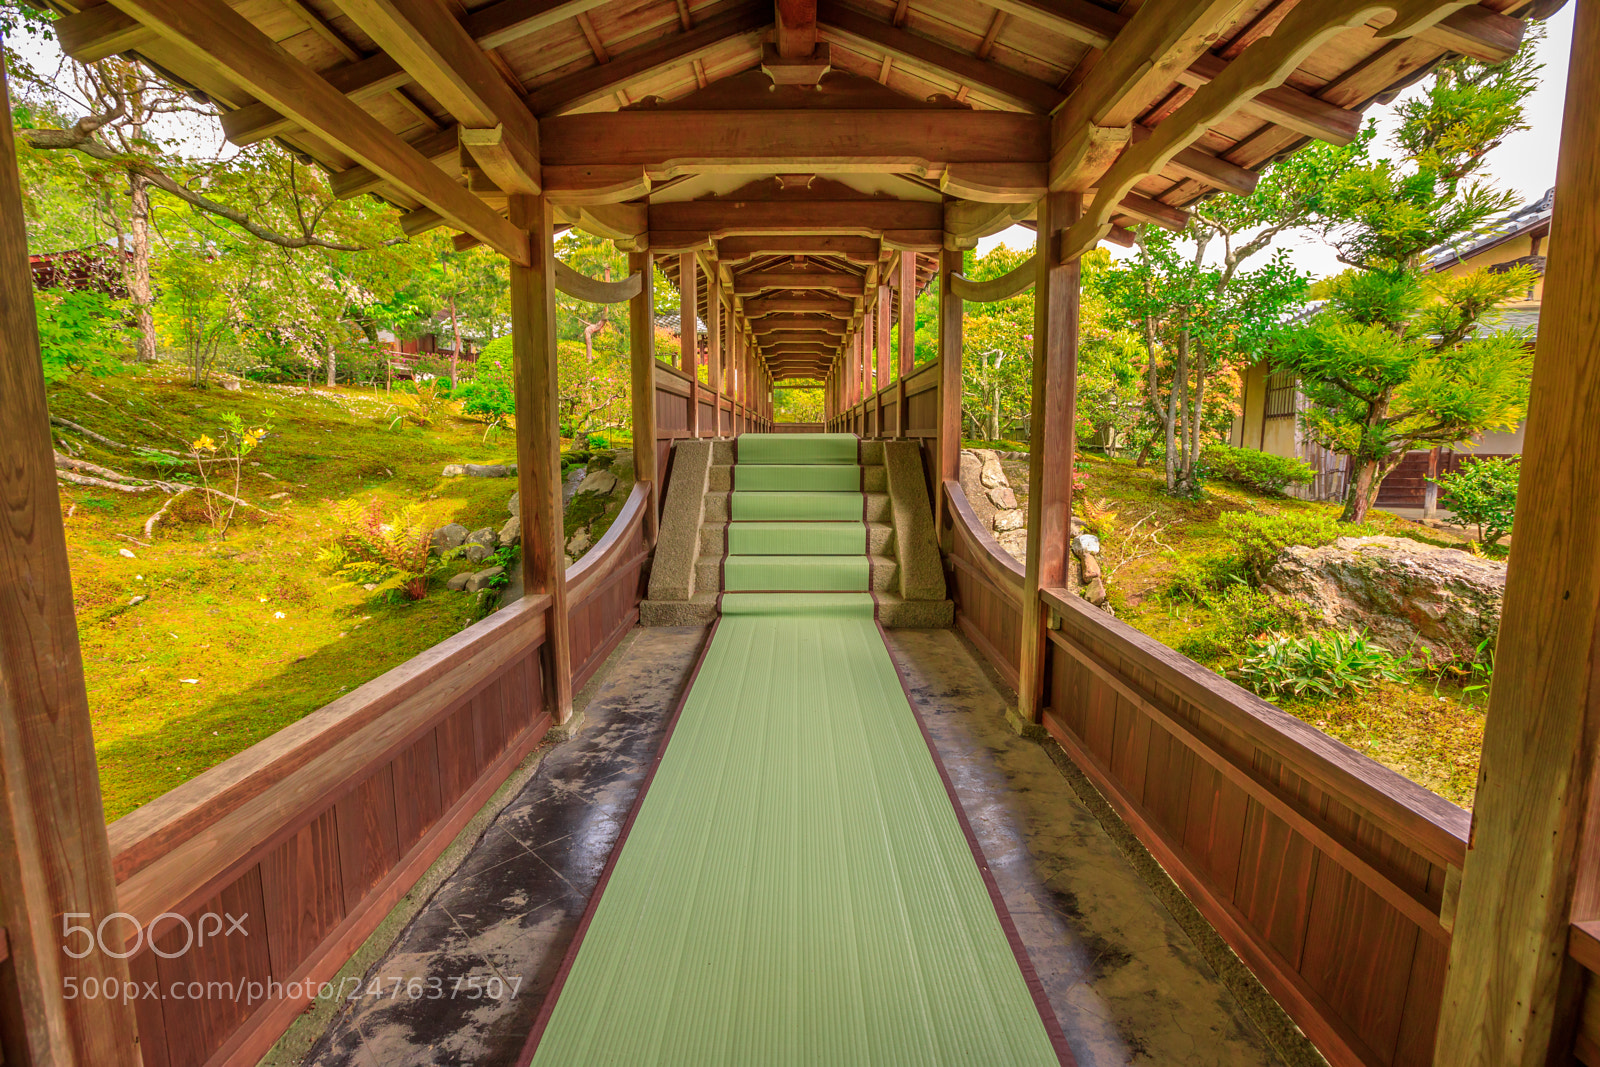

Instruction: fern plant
[318,500,444,600]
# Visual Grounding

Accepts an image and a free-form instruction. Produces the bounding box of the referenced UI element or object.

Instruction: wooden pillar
[509,194,573,722]
[1435,9,1600,1062]
[678,253,699,438]
[1424,446,1441,520]
[0,70,141,1067]
[935,248,963,532]
[876,283,892,386]
[898,252,916,438]
[706,271,723,438]
[1017,192,1081,725]
[627,250,659,544]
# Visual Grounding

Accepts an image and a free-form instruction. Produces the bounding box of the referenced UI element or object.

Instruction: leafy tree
[960,246,1033,440]
[774,384,824,423]
[34,287,126,380]
[1075,250,1146,452]
[1274,34,1542,522]
[1104,227,1307,494]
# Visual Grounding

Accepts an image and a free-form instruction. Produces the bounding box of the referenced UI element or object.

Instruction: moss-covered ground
[49,370,593,820]
[1064,453,1487,808]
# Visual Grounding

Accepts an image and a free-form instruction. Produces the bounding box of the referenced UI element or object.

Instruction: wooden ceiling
[45,0,1543,381]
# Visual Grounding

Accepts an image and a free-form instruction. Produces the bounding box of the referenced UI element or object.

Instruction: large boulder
[1262,535,1504,663]
[575,467,618,497]
[957,450,1000,530]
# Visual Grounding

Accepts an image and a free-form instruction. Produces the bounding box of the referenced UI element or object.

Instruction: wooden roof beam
[541,109,1049,169]
[329,123,459,199]
[751,317,848,334]
[718,235,881,263]
[733,271,868,296]
[337,0,542,192]
[104,0,528,262]
[653,198,944,237]
[527,5,770,115]
[817,2,1062,112]
[743,294,857,316]
[1047,0,1255,191]
[1064,0,1485,259]
[1176,53,1361,146]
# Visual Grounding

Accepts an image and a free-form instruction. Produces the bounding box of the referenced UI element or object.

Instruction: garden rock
[446,572,472,591]
[442,464,467,478]
[576,468,618,496]
[119,548,136,558]
[958,451,1000,530]
[467,527,497,549]
[562,466,587,504]
[464,543,495,564]
[431,523,469,552]
[499,517,521,545]
[508,491,519,517]
[1263,535,1505,664]
[993,509,1025,532]
[566,528,592,556]
[979,452,1007,489]
[1072,533,1101,555]
[465,463,511,478]
[987,486,1017,509]
[465,566,504,593]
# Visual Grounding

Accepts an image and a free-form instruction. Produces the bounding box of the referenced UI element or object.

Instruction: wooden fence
[651,359,768,490]
[940,477,1470,1067]
[106,494,652,1067]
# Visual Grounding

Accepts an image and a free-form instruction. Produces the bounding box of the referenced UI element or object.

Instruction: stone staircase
[641,438,953,627]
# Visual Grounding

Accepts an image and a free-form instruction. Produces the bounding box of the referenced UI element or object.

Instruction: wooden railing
[825,360,939,446]
[109,498,653,1067]
[652,359,768,490]
[941,477,1469,1067]
[566,483,650,691]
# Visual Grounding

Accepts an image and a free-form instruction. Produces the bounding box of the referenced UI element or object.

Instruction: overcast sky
[979,4,1574,278]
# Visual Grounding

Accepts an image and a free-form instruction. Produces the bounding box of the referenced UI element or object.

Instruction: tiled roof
[1424,187,1554,271]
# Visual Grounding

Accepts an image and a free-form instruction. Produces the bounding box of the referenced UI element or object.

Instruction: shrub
[1434,457,1518,547]
[1165,554,1248,604]
[1176,585,1307,662]
[399,376,452,426]
[1236,629,1409,700]
[1202,443,1314,495]
[318,500,443,600]
[1219,511,1367,582]
[35,288,126,380]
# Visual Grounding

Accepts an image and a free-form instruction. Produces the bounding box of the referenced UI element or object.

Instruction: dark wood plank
[335,765,401,914]
[260,808,346,979]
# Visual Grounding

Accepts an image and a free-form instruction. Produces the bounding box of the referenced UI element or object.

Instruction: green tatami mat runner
[525,599,1065,1066]
[731,491,864,521]
[734,463,861,492]
[736,432,858,465]
[723,554,870,592]
[727,521,867,556]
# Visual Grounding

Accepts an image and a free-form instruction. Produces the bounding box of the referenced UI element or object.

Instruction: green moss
[1081,454,1486,808]
[48,372,525,820]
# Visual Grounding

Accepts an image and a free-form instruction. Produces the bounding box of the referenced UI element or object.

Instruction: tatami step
[704,491,891,523]
[707,462,887,493]
[699,522,894,557]
[695,553,899,594]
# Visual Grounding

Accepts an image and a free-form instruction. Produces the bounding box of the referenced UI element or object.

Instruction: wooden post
[876,283,892,387]
[935,247,963,532]
[628,250,659,544]
[1424,446,1441,520]
[898,252,916,438]
[1434,9,1600,1062]
[1017,192,1081,725]
[509,193,573,722]
[0,69,142,1067]
[678,253,699,438]
[706,270,723,438]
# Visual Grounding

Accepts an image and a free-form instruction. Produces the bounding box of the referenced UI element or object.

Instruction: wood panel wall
[1040,590,1466,1067]
[938,475,1468,1067]
[107,493,655,1066]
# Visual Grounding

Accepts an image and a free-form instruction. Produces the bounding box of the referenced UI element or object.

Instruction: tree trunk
[127,173,157,364]
[325,344,336,387]
[989,380,1001,440]
[448,294,461,385]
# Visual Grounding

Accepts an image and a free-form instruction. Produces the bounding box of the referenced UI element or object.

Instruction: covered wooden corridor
[3,0,1598,1064]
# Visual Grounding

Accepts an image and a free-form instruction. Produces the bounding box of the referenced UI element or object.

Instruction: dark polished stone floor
[304,625,1283,1067]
